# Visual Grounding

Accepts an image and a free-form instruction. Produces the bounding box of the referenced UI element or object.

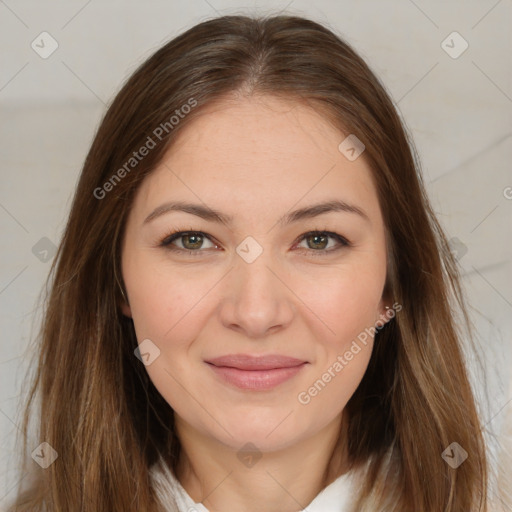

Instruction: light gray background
[1,0,511,508]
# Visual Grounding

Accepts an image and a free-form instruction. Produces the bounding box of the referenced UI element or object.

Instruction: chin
[211,412,307,452]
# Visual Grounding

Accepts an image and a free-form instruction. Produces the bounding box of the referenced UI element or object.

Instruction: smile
[205,361,308,391]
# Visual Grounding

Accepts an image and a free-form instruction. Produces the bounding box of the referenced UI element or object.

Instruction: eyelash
[158,227,351,257]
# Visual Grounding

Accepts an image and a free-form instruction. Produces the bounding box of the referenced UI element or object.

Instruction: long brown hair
[8,13,489,511]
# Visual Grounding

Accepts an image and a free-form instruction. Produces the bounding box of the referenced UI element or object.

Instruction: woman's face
[121,94,389,452]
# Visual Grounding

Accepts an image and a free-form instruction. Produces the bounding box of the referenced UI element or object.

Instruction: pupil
[181,233,328,251]
[310,234,327,250]
[184,234,202,249]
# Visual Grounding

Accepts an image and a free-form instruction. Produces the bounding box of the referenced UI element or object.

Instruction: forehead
[130,94,381,226]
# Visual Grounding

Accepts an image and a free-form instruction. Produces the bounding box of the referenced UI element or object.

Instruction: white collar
[150,455,359,512]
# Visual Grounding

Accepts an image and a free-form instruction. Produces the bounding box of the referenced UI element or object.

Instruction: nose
[218,249,295,339]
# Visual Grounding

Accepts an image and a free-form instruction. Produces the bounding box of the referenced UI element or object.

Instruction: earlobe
[374,302,394,329]
[120,300,132,318]
[118,283,132,318]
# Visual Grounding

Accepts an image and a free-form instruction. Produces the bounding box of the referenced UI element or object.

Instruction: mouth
[204,354,308,391]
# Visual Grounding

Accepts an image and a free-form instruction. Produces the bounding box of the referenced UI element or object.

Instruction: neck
[174,413,349,512]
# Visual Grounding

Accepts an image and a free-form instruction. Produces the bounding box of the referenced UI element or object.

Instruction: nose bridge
[219,237,294,337]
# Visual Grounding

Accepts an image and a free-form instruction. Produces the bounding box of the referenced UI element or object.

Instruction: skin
[121,94,391,512]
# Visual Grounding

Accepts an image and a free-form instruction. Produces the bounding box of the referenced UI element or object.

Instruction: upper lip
[205,354,307,370]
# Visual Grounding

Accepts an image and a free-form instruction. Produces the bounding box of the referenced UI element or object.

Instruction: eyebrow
[143,199,370,226]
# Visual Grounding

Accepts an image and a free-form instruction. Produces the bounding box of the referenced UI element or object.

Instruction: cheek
[298,343,372,426]
[295,258,385,415]
[124,267,207,409]
[294,263,385,345]
[127,273,203,343]
[296,273,378,415]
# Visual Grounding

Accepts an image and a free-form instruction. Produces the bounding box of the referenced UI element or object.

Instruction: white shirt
[150,455,360,512]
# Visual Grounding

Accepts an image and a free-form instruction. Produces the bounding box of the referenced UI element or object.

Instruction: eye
[159,229,351,256]
[294,231,350,255]
[161,230,218,255]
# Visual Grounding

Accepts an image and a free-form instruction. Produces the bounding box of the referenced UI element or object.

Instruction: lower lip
[206,363,307,391]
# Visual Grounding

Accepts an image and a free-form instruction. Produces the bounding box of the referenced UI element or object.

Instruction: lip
[205,354,307,370]
[205,354,308,391]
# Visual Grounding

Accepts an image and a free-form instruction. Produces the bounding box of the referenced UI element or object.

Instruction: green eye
[296,231,349,253]
[161,231,218,255]
[160,229,350,256]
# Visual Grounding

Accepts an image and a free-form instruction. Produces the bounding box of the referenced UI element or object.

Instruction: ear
[118,286,132,318]
[375,270,396,328]
[374,305,387,328]
[120,300,132,318]
[375,294,396,329]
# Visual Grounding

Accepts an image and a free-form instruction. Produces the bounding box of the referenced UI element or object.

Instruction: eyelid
[160,229,220,253]
[293,230,351,256]
[159,228,351,256]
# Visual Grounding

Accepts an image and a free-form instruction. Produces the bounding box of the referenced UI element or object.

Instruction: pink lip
[205,354,308,391]
[205,354,307,370]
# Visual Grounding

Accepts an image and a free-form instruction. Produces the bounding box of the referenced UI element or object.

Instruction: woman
[9,14,489,511]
